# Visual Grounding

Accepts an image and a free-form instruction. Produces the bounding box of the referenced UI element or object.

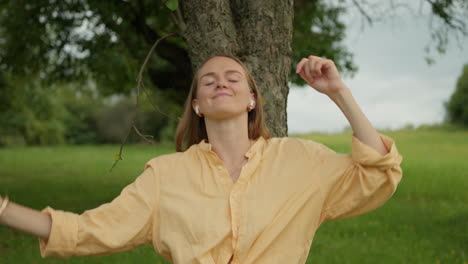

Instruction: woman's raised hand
[295,55,346,97]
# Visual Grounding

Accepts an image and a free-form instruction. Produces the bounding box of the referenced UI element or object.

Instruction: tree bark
[180,0,294,137]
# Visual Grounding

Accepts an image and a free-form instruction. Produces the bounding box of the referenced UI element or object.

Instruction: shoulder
[266,136,324,150]
[264,136,334,158]
[145,151,191,169]
[144,143,203,170]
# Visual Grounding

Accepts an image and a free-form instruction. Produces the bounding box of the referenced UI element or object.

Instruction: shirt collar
[198,136,266,158]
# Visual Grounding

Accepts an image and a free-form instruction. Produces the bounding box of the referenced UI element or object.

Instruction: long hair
[175,55,270,152]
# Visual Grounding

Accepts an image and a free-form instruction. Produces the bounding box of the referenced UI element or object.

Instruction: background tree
[0,0,466,140]
[446,63,468,126]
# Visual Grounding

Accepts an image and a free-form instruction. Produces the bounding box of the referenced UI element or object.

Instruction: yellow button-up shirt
[39,134,403,264]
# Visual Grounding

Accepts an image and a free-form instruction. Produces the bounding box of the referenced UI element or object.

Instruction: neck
[204,114,253,165]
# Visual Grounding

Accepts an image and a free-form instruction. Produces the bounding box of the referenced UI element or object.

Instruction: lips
[212,93,232,99]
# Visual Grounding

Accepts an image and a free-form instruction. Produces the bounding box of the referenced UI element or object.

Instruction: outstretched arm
[2,164,158,258]
[0,195,52,239]
[296,55,388,155]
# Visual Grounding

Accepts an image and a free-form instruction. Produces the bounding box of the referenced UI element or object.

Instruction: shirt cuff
[350,133,403,170]
[38,206,79,258]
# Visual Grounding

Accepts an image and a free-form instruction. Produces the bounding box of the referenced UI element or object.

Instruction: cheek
[196,88,212,104]
[235,83,252,99]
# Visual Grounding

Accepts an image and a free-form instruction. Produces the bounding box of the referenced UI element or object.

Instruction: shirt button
[217,165,223,170]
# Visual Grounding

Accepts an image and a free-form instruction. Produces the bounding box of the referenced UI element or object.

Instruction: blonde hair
[175,55,270,152]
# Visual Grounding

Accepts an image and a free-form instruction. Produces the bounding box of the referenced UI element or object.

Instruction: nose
[216,78,228,88]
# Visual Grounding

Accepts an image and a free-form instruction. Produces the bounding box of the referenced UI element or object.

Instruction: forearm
[0,197,52,239]
[329,86,388,155]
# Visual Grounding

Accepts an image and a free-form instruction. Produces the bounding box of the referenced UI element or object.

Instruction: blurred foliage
[0,0,189,105]
[445,63,468,126]
[292,0,357,85]
[94,96,169,144]
[59,82,101,144]
[0,73,67,145]
[0,71,179,146]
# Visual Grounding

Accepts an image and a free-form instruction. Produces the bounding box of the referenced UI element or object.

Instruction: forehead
[198,56,245,77]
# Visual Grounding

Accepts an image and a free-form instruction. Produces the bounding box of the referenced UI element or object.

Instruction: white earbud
[195,105,200,115]
[247,100,255,112]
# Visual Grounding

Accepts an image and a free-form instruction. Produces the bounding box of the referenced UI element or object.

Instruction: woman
[0,55,403,264]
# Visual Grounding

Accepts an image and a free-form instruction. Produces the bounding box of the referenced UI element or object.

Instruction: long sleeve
[314,133,403,223]
[38,165,159,258]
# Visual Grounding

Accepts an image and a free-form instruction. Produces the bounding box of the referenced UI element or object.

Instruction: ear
[192,99,198,112]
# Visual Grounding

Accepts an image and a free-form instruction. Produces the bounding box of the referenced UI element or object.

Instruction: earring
[195,105,203,117]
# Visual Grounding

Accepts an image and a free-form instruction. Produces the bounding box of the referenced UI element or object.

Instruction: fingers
[295,55,329,79]
[295,58,308,74]
[303,59,314,81]
[313,59,329,77]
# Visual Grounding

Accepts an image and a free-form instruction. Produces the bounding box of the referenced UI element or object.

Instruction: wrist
[0,195,9,219]
[328,84,352,105]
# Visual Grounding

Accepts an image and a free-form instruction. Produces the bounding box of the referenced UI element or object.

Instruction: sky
[287,3,468,134]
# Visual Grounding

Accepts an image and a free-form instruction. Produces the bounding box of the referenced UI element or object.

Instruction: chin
[206,109,247,121]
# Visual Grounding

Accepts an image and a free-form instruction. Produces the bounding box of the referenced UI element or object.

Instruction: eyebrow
[199,70,243,80]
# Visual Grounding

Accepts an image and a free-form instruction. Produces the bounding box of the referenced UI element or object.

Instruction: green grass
[1,130,467,263]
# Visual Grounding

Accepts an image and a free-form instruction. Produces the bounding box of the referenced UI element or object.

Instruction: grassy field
[0,130,467,263]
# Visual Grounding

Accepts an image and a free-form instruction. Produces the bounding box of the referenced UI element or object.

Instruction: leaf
[424,56,435,66]
[165,0,179,11]
[114,154,122,161]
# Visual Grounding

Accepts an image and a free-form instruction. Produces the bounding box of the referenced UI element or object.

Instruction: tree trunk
[180,0,294,137]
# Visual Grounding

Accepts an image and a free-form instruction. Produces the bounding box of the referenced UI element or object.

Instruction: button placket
[231,153,262,259]
[230,192,238,235]
[209,150,236,185]
[230,184,244,254]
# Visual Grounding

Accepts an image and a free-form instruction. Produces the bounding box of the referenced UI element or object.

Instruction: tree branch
[161,0,187,33]
[425,0,467,33]
[94,0,192,77]
[351,0,373,25]
[109,33,177,171]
